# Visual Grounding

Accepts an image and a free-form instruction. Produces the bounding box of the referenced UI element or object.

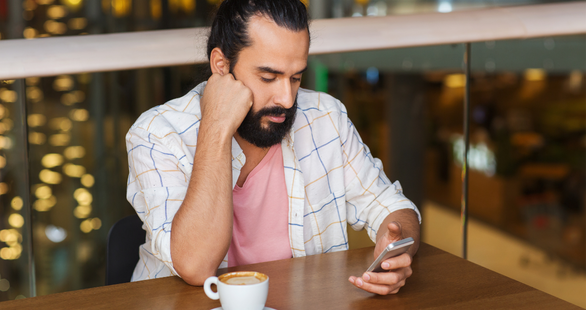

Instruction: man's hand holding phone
[348,222,414,295]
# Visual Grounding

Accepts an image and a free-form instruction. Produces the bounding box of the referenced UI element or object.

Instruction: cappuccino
[219,272,267,285]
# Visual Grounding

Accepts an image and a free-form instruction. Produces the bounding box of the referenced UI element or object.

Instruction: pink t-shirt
[228,143,291,267]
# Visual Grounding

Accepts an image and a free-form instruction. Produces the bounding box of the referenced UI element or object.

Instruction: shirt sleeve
[126,125,191,277]
[337,101,422,243]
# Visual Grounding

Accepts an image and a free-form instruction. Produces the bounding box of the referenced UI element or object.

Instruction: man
[126,0,421,295]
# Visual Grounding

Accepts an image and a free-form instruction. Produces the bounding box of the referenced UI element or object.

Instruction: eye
[261,77,275,83]
[291,76,302,83]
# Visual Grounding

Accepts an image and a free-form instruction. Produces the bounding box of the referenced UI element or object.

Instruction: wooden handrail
[0,2,585,80]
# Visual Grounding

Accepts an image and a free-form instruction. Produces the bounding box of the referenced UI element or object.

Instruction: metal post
[14,79,36,297]
[462,43,471,259]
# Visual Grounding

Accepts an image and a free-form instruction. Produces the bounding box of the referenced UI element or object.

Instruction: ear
[209,47,230,75]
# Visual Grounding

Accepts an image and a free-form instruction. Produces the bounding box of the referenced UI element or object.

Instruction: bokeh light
[91,218,102,230]
[39,169,62,184]
[0,89,17,103]
[28,114,47,127]
[0,279,9,291]
[61,93,77,106]
[0,246,21,260]
[0,229,21,249]
[47,5,67,19]
[0,183,8,195]
[42,153,64,168]
[23,27,38,39]
[80,219,93,233]
[29,132,47,145]
[49,133,71,146]
[64,146,85,159]
[63,163,86,178]
[111,0,132,17]
[34,196,57,212]
[23,0,38,11]
[26,86,43,103]
[0,136,13,150]
[68,18,87,30]
[44,20,67,35]
[150,0,162,20]
[2,119,13,131]
[53,75,74,91]
[74,188,92,205]
[63,0,83,11]
[45,225,67,243]
[26,77,39,86]
[444,74,466,88]
[8,214,24,228]
[524,68,546,81]
[35,185,52,199]
[74,205,92,219]
[76,74,91,84]
[49,117,72,131]
[11,197,23,211]
[81,174,94,187]
[69,109,89,122]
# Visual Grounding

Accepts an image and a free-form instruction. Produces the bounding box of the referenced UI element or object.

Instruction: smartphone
[366,237,414,273]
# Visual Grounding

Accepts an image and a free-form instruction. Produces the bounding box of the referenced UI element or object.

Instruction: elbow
[181,274,210,286]
[174,261,216,286]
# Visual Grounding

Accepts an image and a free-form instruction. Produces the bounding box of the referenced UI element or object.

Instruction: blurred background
[0,0,584,307]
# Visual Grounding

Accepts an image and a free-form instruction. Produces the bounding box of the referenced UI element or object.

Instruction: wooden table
[1,243,579,309]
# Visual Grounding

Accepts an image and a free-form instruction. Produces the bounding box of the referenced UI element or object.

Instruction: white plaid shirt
[126,82,421,281]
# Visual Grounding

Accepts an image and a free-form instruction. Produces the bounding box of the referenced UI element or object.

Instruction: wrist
[198,119,235,145]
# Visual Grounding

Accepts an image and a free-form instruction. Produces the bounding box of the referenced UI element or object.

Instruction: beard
[236,96,298,148]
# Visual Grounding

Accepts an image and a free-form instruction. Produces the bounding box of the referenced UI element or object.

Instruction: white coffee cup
[203,271,269,310]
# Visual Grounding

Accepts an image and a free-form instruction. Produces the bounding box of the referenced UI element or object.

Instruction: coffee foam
[219,272,268,286]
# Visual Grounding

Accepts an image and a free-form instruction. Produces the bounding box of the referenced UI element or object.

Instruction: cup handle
[203,276,219,300]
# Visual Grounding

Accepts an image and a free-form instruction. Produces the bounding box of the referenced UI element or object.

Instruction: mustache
[255,105,293,118]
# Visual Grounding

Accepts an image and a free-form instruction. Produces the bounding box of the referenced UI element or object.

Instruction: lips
[266,115,286,123]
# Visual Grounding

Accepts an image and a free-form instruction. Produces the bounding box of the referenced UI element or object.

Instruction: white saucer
[211,308,275,310]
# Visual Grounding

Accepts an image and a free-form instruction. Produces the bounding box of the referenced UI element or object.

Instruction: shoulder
[296,88,346,114]
[128,83,206,138]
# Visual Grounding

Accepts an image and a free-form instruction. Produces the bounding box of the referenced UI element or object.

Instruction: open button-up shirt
[126,82,421,281]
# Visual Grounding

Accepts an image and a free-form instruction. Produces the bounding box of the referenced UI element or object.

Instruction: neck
[234,133,273,169]
[234,133,273,187]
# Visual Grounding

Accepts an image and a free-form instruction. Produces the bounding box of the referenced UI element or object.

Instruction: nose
[274,79,294,109]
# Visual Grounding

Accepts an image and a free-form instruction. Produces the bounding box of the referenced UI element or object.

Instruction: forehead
[239,15,309,72]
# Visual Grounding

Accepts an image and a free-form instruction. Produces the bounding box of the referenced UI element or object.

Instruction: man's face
[231,15,309,148]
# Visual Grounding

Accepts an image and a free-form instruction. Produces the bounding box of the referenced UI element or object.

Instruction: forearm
[376,209,421,257]
[171,122,234,285]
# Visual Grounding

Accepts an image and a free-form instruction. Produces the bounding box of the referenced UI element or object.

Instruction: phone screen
[366,237,414,273]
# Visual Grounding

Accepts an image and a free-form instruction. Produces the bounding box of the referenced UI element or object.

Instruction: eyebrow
[257,65,308,76]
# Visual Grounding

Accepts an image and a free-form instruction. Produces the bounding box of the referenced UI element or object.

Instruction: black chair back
[106,214,146,285]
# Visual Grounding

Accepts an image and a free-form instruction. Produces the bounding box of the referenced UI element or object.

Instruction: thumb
[385,221,403,242]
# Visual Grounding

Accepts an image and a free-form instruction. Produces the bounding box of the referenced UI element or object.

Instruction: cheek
[248,84,272,111]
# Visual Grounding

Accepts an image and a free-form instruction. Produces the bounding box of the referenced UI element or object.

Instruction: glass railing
[0,1,584,307]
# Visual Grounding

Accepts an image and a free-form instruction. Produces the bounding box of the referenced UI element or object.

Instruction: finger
[350,276,406,295]
[388,281,406,294]
[380,253,412,271]
[362,267,411,286]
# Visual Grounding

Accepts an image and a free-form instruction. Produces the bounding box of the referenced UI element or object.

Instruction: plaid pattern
[126,82,420,281]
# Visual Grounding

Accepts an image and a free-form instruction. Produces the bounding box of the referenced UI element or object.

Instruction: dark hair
[206,0,310,72]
